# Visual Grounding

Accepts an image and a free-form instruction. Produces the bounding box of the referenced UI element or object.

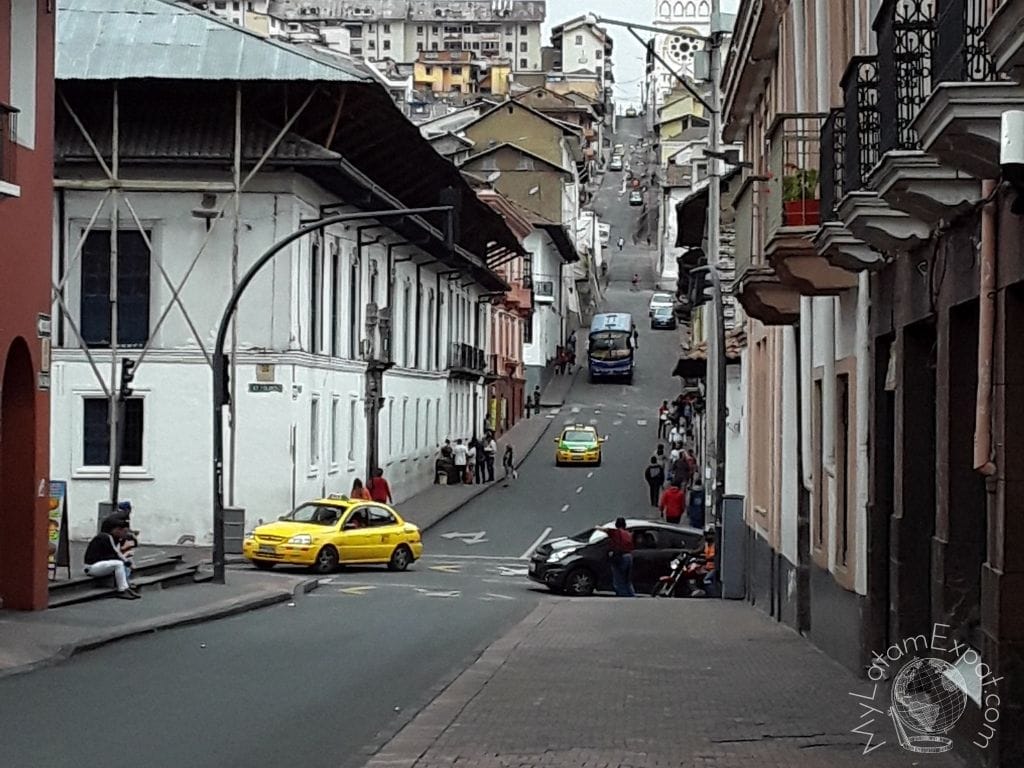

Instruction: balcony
[732,175,800,326]
[764,113,856,294]
[447,342,486,379]
[984,0,1024,81]
[869,0,980,223]
[0,103,18,197]
[837,56,929,256]
[814,109,880,271]
[913,0,1024,179]
[503,281,532,314]
[485,353,501,382]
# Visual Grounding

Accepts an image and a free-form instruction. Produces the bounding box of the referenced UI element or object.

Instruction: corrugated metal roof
[57,0,370,82]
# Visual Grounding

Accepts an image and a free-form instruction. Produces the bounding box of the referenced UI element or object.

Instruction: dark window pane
[79,231,151,348]
[81,232,112,346]
[83,398,110,465]
[122,398,145,466]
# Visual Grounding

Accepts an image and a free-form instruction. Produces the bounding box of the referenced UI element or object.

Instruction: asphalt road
[0,118,680,768]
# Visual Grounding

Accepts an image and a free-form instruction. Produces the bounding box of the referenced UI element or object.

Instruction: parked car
[628,189,644,206]
[243,497,423,574]
[648,292,674,316]
[614,143,624,155]
[598,223,610,246]
[528,520,704,596]
[609,155,623,171]
[651,306,677,330]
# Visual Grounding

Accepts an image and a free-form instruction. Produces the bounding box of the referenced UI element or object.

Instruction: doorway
[0,338,39,610]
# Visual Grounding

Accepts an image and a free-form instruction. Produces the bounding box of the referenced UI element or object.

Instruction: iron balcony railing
[933,0,995,84]
[733,174,765,280]
[447,342,486,372]
[841,56,881,193]
[820,109,846,221]
[875,0,935,155]
[766,113,826,237]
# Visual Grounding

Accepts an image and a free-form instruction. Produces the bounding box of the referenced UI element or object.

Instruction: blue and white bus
[587,312,635,383]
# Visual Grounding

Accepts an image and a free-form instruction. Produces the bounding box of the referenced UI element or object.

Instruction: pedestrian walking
[524,393,532,418]
[644,457,665,507]
[366,468,393,504]
[659,481,686,525]
[467,436,480,484]
[502,444,516,483]
[484,432,497,482]
[657,400,670,439]
[630,272,639,290]
[617,236,625,251]
[533,385,542,415]
[452,439,468,484]
[601,518,636,597]
[350,478,372,500]
[632,326,639,349]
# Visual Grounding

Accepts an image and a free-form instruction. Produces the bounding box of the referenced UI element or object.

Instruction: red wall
[0,0,54,610]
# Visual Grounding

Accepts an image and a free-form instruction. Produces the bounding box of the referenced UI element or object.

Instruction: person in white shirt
[483,433,498,482]
[452,439,468,484]
[668,425,683,446]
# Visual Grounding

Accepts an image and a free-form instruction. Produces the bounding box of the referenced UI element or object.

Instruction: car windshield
[570,528,608,544]
[654,308,673,319]
[282,503,345,526]
[563,430,595,443]
[652,294,672,304]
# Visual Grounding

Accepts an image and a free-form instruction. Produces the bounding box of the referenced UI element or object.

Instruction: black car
[528,519,703,596]
[650,306,677,330]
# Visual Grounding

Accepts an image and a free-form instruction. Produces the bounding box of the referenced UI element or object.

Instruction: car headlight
[244,532,255,540]
[287,534,313,545]
[548,548,576,563]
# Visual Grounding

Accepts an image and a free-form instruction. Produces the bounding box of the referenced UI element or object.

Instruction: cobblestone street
[364,600,968,768]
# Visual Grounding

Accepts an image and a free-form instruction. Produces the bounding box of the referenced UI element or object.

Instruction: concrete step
[48,557,205,608]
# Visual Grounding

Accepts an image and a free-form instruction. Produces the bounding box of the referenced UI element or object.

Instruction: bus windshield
[588,331,632,360]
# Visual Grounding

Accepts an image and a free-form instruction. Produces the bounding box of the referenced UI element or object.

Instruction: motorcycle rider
[683,530,716,595]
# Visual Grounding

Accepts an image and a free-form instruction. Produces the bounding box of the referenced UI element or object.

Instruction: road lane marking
[637,419,648,426]
[416,589,461,598]
[587,472,594,478]
[589,418,598,425]
[575,486,583,494]
[421,554,526,561]
[546,413,556,419]
[429,564,462,573]
[495,566,529,577]
[613,420,623,426]
[520,526,553,560]
[339,586,376,596]
[440,531,488,545]
[594,409,601,415]
[571,406,581,413]
[560,504,570,513]
[484,593,516,600]
[617,412,626,417]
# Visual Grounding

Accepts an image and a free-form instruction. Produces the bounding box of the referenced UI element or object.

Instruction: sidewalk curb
[363,601,560,768]
[0,577,320,680]
[538,366,580,408]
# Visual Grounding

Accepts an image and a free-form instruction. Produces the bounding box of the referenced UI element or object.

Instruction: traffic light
[119,357,136,399]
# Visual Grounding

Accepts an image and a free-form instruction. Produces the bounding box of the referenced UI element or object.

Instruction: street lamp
[586,8,728,532]
[210,205,455,583]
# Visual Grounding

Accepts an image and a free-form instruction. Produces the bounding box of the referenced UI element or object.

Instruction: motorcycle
[651,551,709,598]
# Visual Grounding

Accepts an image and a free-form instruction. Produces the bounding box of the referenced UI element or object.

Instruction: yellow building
[414,51,474,94]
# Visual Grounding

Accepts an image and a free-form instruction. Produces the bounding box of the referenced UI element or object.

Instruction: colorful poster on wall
[48,481,70,580]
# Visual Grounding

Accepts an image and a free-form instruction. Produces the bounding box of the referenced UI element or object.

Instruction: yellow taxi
[554,424,605,466]
[242,496,423,574]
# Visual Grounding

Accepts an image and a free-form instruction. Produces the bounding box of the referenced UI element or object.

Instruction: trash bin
[224,507,246,555]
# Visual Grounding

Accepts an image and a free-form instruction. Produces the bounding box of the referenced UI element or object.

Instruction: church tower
[650,0,712,103]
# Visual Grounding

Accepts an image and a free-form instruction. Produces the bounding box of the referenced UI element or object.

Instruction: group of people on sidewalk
[643,396,705,530]
[434,431,515,486]
[553,330,577,377]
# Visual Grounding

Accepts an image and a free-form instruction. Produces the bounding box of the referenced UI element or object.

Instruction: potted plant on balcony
[782,168,820,227]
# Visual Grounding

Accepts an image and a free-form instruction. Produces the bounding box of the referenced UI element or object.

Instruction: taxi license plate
[258,545,276,554]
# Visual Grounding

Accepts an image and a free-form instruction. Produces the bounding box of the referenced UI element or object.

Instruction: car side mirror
[553,438,559,444]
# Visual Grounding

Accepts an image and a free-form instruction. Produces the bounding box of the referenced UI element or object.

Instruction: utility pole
[706,0,727,532]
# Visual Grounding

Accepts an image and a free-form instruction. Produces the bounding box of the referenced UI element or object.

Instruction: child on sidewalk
[502,444,517,485]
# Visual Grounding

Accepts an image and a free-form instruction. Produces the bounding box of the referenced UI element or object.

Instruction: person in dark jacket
[644,457,665,507]
[84,521,140,599]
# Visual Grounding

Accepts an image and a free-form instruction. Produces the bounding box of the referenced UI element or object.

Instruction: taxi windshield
[283,503,345,526]
[562,430,595,443]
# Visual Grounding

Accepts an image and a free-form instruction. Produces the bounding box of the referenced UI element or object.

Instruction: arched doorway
[0,337,39,610]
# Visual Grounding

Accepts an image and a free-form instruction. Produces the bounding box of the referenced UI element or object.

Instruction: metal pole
[108,87,121,506]
[211,206,453,583]
[707,0,727,535]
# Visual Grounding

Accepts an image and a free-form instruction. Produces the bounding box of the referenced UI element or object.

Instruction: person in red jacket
[659,481,686,525]
[366,467,393,504]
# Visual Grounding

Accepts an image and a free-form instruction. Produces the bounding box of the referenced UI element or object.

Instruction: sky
[542,0,741,107]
